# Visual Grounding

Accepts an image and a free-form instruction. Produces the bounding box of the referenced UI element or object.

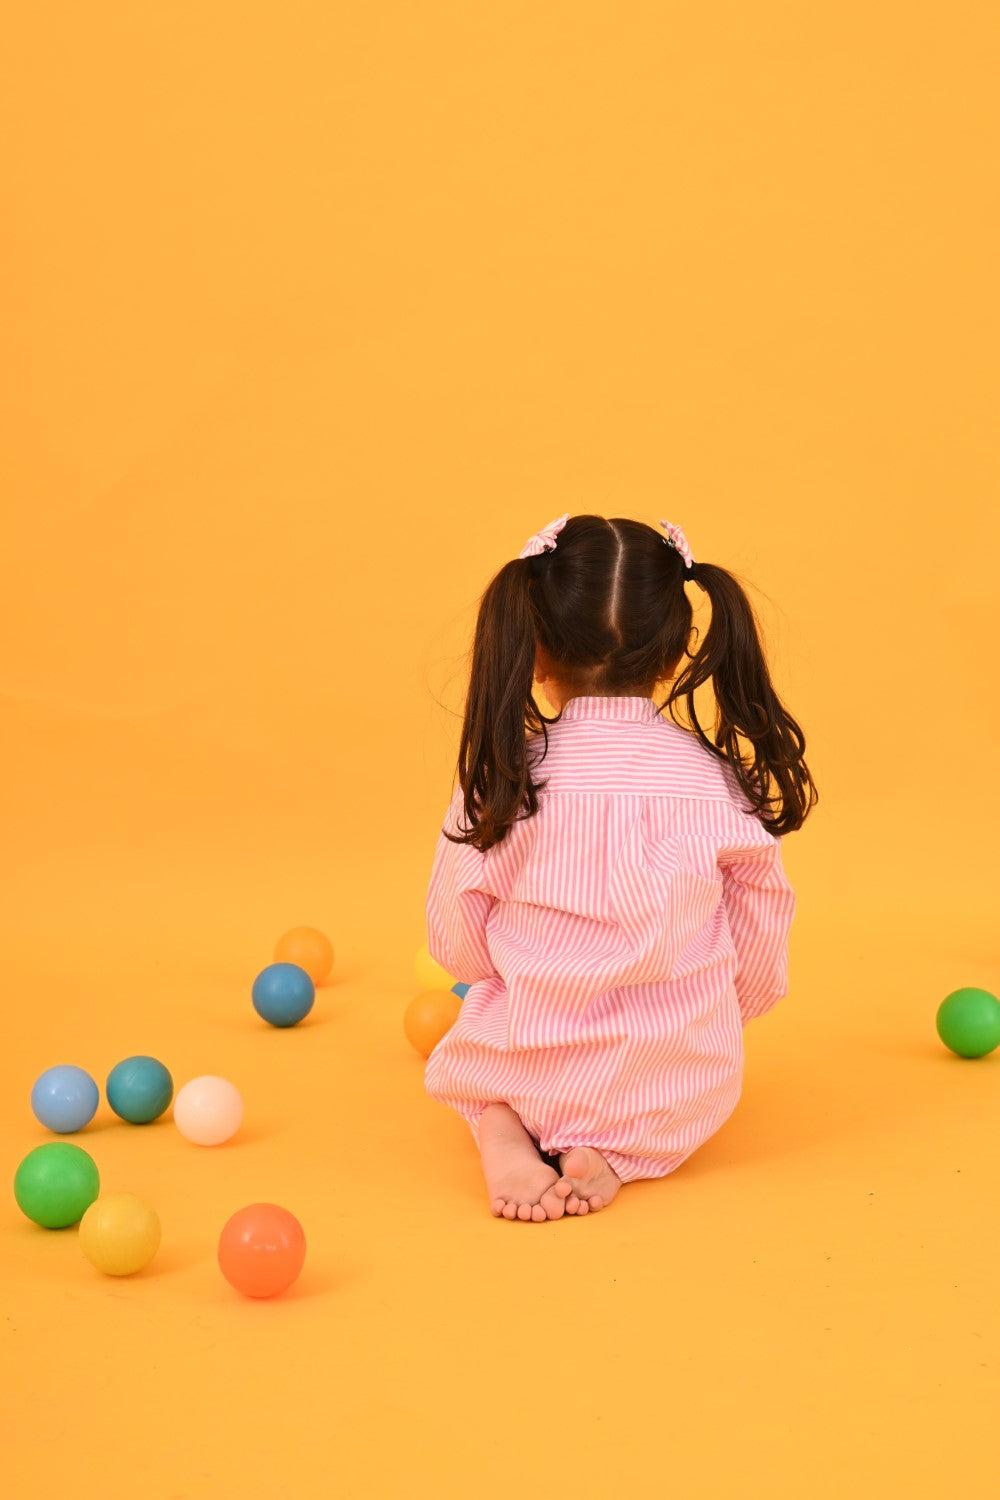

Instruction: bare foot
[478,1104,566,1222]
[554,1146,623,1215]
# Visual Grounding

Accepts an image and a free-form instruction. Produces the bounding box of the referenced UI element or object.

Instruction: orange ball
[273,926,334,985]
[404,989,463,1058]
[218,1203,306,1298]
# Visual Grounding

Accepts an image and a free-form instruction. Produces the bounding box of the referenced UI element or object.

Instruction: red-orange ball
[404,989,463,1058]
[273,927,334,985]
[218,1203,306,1299]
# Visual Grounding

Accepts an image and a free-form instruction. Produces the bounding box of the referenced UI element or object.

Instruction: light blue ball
[106,1055,174,1123]
[31,1065,100,1133]
[252,962,315,1027]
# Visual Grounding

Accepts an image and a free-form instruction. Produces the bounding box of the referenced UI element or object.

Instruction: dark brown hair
[446,515,817,852]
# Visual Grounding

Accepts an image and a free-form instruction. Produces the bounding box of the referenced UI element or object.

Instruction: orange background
[3,5,999,1497]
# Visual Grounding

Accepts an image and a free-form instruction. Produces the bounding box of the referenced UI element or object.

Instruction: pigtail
[667,563,817,836]
[446,559,555,852]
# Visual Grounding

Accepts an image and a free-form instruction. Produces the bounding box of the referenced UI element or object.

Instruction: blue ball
[252,962,315,1027]
[451,982,471,999]
[31,1065,100,1133]
[106,1055,174,1124]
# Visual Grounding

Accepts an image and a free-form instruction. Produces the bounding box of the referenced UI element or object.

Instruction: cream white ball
[173,1075,243,1146]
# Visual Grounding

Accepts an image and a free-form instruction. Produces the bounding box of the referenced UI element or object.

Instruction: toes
[589,1195,604,1212]
[561,1147,587,1178]
[491,1170,568,1223]
[565,1194,580,1214]
[577,1199,590,1216]
[554,1178,573,1200]
[539,1187,566,1221]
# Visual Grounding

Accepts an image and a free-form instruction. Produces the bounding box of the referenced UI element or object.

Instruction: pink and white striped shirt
[424,694,795,1182]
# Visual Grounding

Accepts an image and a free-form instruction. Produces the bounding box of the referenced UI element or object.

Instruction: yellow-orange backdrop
[3,5,999,1498]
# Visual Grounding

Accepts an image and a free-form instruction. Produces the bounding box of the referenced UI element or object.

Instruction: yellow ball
[79,1192,161,1276]
[404,989,463,1058]
[274,926,335,984]
[413,941,455,992]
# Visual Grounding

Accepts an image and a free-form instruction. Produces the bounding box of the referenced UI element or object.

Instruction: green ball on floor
[14,1142,100,1228]
[936,987,1000,1058]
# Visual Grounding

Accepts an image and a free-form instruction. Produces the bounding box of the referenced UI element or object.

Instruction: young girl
[424,513,817,1222]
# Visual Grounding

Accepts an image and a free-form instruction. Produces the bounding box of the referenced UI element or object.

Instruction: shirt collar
[555,695,665,724]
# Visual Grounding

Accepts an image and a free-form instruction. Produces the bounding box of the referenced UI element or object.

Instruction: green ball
[14,1142,100,1228]
[936,987,1000,1058]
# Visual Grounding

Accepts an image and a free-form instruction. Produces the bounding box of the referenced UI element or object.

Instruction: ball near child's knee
[30,1065,100,1133]
[936,987,1000,1057]
[414,941,455,992]
[404,989,463,1058]
[252,963,315,1027]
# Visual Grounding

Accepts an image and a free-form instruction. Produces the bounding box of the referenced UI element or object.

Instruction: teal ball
[106,1056,174,1123]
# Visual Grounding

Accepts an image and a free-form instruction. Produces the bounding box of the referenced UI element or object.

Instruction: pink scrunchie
[518,513,570,558]
[659,519,695,569]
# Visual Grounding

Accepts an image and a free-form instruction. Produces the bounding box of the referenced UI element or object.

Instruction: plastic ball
[173,1075,243,1145]
[14,1142,100,1228]
[452,981,471,999]
[252,962,315,1028]
[106,1056,173,1124]
[80,1192,161,1275]
[30,1065,100,1133]
[218,1203,306,1298]
[273,926,334,985]
[414,941,456,992]
[936,987,1000,1058]
[404,989,463,1058]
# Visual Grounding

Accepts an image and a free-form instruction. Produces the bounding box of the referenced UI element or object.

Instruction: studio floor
[4,793,998,1498]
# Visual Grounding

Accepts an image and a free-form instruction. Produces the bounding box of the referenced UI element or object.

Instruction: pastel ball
[218,1203,306,1298]
[30,1065,99,1133]
[14,1142,100,1228]
[414,941,456,992]
[936,987,1000,1058]
[252,962,315,1027]
[173,1075,243,1146]
[404,989,463,1058]
[80,1192,161,1276]
[273,926,334,985]
[106,1056,173,1124]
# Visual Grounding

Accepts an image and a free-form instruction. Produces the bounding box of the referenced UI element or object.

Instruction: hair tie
[659,519,695,571]
[518,513,569,559]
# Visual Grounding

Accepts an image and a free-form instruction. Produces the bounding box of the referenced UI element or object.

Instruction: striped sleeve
[717,818,796,1025]
[425,787,498,984]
